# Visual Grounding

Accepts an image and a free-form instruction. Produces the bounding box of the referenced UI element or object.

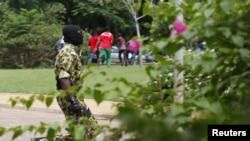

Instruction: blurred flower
[171,19,187,35]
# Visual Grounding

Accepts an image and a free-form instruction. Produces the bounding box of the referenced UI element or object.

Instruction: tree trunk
[135,19,143,67]
[174,0,185,103]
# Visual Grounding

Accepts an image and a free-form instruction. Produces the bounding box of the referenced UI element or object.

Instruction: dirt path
[0,108,120,141]
[0,93,121,141]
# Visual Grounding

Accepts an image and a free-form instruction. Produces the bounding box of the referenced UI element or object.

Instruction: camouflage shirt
[55,43,82,81]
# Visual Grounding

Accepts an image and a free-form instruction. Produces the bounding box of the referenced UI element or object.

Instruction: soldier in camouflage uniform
[54,25,97,140]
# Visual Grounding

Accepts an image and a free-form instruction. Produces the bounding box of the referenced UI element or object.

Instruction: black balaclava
[63,25,83,46]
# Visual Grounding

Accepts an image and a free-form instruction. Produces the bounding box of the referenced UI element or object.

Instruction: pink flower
[171,19,187,35]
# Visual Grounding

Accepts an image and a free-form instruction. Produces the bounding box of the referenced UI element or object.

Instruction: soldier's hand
[68,96,81,114]
[69,103,81,114]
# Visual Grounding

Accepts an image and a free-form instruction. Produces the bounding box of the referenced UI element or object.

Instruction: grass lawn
[0,64,157,100]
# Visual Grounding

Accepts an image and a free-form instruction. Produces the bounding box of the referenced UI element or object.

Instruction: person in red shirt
[98,26,114,67]
[87,31,100,65]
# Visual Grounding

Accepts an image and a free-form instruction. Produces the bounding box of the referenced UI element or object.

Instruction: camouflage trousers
[56,96,97,141]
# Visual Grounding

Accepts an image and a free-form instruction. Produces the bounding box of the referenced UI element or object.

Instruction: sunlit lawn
[0,64,157,100]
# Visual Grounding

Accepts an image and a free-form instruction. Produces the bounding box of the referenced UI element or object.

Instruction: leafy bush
[0,8,62,68]
[100,0,250,141]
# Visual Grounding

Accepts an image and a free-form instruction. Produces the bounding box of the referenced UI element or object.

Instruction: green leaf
[201,57,219,73]
[9,97,17,107]
[37,125,46,134]
[118,77,130,85]
[220,0,235,14]
[142,1,151,15]
[164,89,175,96]
[145,65,155,78]
[165,43,183,54]
[220,28,231,38]
[117,106,137,121]
[239,48,250,61]
[48,122,60,130]
[12,127,23,140]
[204,9,214,18]
[19,98,33,109]
[204,19,214,27]
[36,94,45,102]
[156,40,168,49]
[100,71,107,75]
[232,35,244,47]
[23,125,35,132]
[47,128,56,141]
[0,127,6,136]
[142,105,154,115]
[169,103,185,117]
[94,83,103,88]
[194,98,224,121]
[182,31,196,40]
[193,98,210,110]
[192,3,201,10]
[26,96,35,109]
[93,89,104,104]
[208,101,223,115]
[176,115,189,124]
[74,125,85,140]
[45,96,53,107]
[205,29,215,37]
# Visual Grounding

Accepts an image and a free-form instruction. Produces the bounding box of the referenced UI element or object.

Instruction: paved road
[0,107,120,141]
[0,93,121,141]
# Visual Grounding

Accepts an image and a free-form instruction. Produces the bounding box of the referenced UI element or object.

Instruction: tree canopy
[0,0,152,68]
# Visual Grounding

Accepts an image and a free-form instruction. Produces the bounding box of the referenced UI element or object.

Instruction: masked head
[63,25,83,46]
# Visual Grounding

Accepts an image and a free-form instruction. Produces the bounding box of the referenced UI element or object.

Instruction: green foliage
[100,0,250,140]
[6,0,47,12]
[74,1,135,37]
[7,9,44,38]
[1,0,250,141]
[146,1,176,39]
[0,0,143,68]
[0,6,63,68]
[0,1,86,68]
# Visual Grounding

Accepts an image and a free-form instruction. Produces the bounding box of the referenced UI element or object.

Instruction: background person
[117,33,128,66]
[54,25,96,140]
[86,31,100,65]
[98,26,114,67]
[55,36,64,52]
[126,37,142,65]
[195,40,207,54]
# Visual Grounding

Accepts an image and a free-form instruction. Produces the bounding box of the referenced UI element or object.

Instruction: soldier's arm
[57,50,73,79]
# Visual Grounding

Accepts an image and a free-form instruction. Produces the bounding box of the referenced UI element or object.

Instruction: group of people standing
[86,29,141,67]
[86,26,114,67]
